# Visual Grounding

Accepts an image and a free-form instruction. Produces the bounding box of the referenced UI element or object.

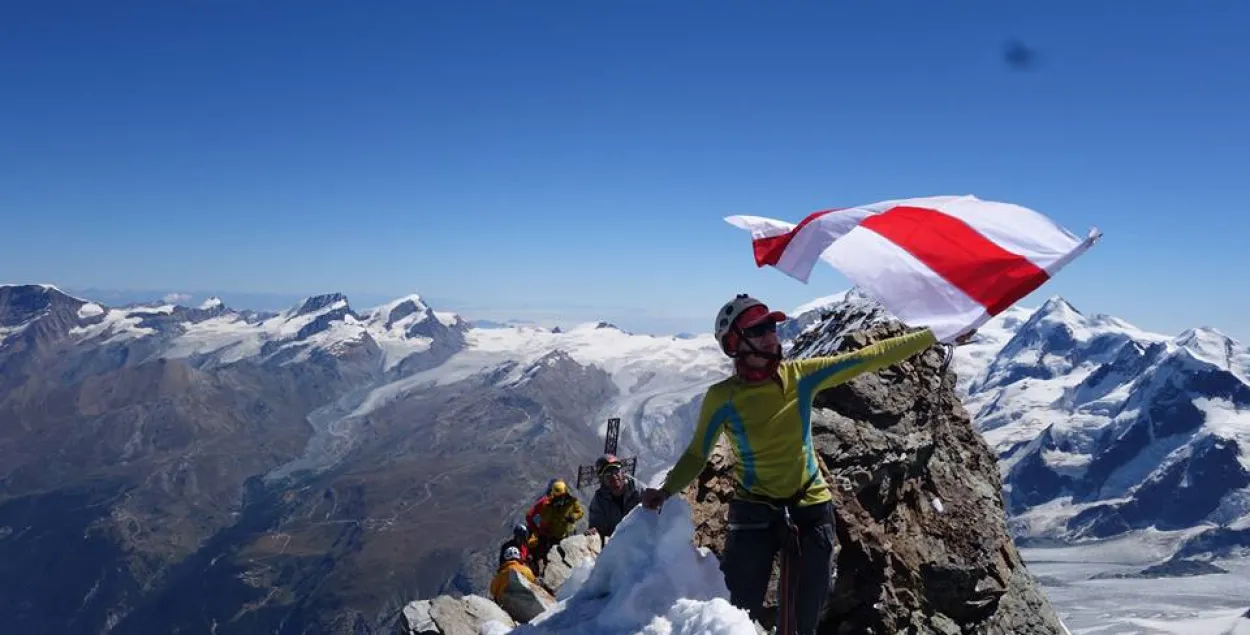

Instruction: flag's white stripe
[928,196,1086,270]
[821,226,988,342]
[774,207,879,283]
[724,215,794,239]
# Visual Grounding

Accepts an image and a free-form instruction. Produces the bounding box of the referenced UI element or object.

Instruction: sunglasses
[738,320,777,339]
[598,465,622,477]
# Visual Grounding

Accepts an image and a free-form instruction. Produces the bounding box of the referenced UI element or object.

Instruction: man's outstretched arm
[788,328,939,394]
[643,389,724,507]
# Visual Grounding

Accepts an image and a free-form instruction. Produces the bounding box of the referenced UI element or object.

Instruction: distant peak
[294,293,350,316]
[199,297,224,310]
[1036,295,1081,319]
[791,290,850,316]
[595,322,618,330]
[0,284,85,327]
[381,293,426,309]
[0,283,77,299]
[1174,327,1238,367]
[1177,326,1231,341]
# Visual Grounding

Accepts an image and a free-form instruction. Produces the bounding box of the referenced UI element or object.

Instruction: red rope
[777,518,801,635]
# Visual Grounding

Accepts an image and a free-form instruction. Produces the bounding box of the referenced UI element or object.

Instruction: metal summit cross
[575,417,638,489]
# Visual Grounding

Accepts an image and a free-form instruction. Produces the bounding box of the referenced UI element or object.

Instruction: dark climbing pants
[720,500,835,635]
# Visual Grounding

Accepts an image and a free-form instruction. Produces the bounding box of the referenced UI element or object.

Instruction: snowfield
[1022,535,1250,634]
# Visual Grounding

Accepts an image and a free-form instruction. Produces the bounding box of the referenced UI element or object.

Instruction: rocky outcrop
[398,595,515,635]
[539,533,602,591]
[395,531,591,634]
[679,320,1068,635]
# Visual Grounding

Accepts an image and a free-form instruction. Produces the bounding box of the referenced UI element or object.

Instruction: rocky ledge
[396,534,602,634]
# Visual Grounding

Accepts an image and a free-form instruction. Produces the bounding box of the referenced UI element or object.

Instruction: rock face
[679,320,1068,635]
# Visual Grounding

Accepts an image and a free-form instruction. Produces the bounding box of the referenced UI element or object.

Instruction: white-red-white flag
[725,195,1101,343]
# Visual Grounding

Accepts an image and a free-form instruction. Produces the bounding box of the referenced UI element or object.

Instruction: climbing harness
[727,471,822,635]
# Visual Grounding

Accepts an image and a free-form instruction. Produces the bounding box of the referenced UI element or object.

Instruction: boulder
[393,531,598,634]
[397,595,515,635]
[497,569,558,623]
[539,533,602,591]
[678,318,1069,635]
[400,600,438,635]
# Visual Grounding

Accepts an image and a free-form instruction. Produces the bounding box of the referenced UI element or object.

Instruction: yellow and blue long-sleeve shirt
[660,328,938,508]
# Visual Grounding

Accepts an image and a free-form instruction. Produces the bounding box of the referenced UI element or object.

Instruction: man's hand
[640,488,669,510]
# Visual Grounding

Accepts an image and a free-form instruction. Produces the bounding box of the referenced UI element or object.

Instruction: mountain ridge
[4,281,1249,633]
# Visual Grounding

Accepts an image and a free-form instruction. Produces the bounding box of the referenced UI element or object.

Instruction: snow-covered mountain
[6,281,1249,634]
[0,283,732,635]
[0,285,465,369]
[946,295,1250,555]
[10,281,1247,542]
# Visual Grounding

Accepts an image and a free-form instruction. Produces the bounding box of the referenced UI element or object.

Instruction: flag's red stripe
[751,208,842,267]
[859,206,1049,315]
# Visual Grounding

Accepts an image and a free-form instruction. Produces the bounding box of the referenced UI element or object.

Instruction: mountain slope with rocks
[680,308,1067,634]
[0,284,719,635]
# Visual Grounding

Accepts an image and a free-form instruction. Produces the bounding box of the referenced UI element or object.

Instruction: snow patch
[434,311,460,327]
[69,309,156,343]
[510,497,757,635]
[130,304,176,315]
[161,315,265,364]
[199,297,224,310]
[77,303,104,319]
[1193,398,1250,471]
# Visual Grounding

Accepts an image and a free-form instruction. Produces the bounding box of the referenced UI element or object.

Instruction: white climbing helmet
[714,294,787,353]
[503,546,522,562]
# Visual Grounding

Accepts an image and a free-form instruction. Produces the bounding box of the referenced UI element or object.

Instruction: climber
[524,479,585,571]
[586,453,641,541]
[489,546,537,603]
[498,522,532,567]
[639,294,974,635]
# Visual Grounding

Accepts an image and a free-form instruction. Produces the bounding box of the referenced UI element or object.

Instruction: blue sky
[3,1,1248,338]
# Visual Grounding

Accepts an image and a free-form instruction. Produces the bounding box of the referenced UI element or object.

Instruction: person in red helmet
[587,453,641,541]
[640,293,972,635]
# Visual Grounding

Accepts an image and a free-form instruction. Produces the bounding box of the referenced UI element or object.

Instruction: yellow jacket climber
[525,479,585,540]
[490,547,537,601]
[658,324,939,507]
[639,293,965,635]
